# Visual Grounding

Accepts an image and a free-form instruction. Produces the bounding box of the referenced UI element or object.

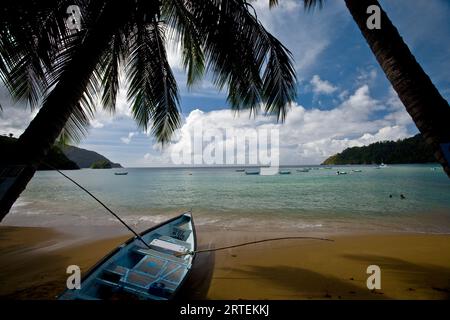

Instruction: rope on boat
[44,163,151,249]
[177,236,334,256]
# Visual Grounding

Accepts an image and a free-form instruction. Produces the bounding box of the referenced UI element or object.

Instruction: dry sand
[1,225,449,299]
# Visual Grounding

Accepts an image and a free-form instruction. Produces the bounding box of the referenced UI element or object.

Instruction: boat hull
[59,212,196,300]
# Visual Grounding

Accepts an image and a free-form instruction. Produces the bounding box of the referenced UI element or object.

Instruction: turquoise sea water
[4,164,450,234]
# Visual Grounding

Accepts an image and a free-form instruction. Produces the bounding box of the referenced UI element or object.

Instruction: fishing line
[44,163,151,249]
[178,236,334,256]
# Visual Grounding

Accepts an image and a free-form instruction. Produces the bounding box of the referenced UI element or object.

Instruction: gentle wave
[3,165,450,234]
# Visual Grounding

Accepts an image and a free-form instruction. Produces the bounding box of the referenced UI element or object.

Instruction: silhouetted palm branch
[269,0,323,10]
[0,0,88,106]
[1,0,297,145]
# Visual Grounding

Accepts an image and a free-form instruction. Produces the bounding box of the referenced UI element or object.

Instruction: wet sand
[1,225,449,299]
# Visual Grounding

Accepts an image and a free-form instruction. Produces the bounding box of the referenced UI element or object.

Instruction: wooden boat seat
[132,247,190,265]
[149,238,189,254]
[96,277,122,289]
[96,276,168,300]
[159,235,192,250]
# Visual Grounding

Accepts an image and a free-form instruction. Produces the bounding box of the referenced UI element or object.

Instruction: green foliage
[90,160,113,169]
[62,145,122,168]
[322,134,436,165]
[1,0,297,145]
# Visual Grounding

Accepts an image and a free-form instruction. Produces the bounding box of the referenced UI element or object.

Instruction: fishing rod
[44,163,151,249]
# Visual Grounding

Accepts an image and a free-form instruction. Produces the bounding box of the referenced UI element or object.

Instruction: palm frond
[58,102,91,144]
[126,21,181,144]
[2,0,298,146]
[168,0,296,119]
[0,0,85,108]
[99,32,127,113]
[162,0,205,86]
[262,34,296,121]
[3,54,46,107]
[50,62,100,144]
[303,0,324,10]
[269,0,323,10]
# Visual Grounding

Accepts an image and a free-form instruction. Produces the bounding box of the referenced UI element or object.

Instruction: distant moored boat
[115,172,128,175]
[378,162,388,168]
[245,169,260,175]
[279,170,291,175]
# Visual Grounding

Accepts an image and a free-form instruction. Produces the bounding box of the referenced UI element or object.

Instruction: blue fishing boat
[59,212,196,300]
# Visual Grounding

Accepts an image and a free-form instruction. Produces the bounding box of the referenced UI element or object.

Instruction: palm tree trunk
[344,0,450,177]
[0,2,131,221]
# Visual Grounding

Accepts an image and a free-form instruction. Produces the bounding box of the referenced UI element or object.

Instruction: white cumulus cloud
[144,85,414,166]
[310,75,338,95]
[121,131,137,144]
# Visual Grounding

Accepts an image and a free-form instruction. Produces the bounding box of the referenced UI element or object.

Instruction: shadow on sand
[341,254,450,299]
[176,241,216,300]
[218,264,388,299]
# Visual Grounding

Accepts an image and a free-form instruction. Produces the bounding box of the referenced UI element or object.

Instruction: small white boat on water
[114,172,128,175]
[378,162,388,168]
[336,171,347,175]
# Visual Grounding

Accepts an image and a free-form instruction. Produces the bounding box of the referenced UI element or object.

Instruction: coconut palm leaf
[0,0,299,218]
[165,0,297,120]
[162,0,205,86]
[0,0,86,108]
[126,20,181,144]
[269,0,323,10]
[99,32,128,113]
[1,0,297,144]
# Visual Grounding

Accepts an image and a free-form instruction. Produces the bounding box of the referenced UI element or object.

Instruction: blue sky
[1,0,449,166]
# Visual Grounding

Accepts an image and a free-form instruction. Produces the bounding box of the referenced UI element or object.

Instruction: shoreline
[1,225,450,299]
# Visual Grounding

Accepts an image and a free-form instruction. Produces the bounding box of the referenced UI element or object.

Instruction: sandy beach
[1,225,449,300]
